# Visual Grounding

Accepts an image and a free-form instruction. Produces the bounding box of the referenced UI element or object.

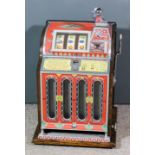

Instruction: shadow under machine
[33,8,122,148]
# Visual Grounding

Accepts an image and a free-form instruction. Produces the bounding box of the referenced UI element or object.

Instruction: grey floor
[25,104,130,155]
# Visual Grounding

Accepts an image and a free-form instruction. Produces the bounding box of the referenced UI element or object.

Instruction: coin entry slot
[71,60,80,71]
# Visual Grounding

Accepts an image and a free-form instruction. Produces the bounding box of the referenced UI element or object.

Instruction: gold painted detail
[86,96,93,104]
[56,74,61,77]
[72,74,77,77]
[79,60,108,72]
[87,75,92,78]
[56,95,63,102]
[79,76,84,79]
[43,59,71,71]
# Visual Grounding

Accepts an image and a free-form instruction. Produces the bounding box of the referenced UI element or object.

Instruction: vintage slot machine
[33,8,122,148]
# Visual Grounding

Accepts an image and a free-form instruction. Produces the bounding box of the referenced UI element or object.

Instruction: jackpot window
[52,30,91,52]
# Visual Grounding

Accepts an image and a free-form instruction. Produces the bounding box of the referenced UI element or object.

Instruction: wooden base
[33,107,117,148]
[32,125,115,148]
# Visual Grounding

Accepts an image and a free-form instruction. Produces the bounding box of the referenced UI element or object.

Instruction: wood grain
[32,107,117,148]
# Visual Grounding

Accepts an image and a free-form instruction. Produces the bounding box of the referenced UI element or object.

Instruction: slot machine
[33,8,122,148]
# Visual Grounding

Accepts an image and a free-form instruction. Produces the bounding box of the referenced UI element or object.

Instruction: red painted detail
[90,76,108,125]
[91,28,110,41]
[93,125,102,131]
[45,123,55,128]
[63,124,72,130]
[95,15,104,23]
[76,125,86,130]
[50,51,107,58]
[42,73,59,123]
[103,53,107,58]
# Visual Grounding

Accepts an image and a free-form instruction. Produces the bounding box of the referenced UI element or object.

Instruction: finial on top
[92,7,104,23]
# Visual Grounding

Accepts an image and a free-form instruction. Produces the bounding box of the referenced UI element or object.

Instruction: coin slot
[71,60,80,71]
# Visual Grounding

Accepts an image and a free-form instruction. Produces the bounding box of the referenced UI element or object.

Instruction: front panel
[41,73,108,132]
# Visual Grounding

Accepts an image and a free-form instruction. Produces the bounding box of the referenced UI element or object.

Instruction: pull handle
[113,34,123,83]
[117,34,123,55]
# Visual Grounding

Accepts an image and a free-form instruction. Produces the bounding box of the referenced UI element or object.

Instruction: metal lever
[113,34,123,86]
[117,34,123,55]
